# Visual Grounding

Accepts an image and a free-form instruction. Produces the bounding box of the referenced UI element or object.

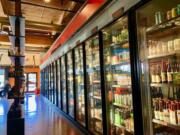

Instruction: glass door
[102,16,134,134]
[85,35,103,134]
[48,66,50,100]
[24,73,27,92]
[45,67,48,98]
[61,56,67,113]
[137,0,180,134]
[28,73,37,92]
[67,51,75,118]
[53,61,57,105]
[57,58,61,109]
[75,44,86,126]
[50,64,54,102]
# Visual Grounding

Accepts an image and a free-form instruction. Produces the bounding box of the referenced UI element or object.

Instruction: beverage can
[177,4,180,15]
[167,10,172,20]
[158,11,164,23]
[155,12,159,25]
[172,8,177,18]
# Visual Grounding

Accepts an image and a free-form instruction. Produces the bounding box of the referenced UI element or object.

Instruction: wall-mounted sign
[112,7,124,20]
[91,26,98,34]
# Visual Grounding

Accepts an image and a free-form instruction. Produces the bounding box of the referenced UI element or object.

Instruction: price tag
[91,26,98,34]
[112,7,124,20]
[76,40,80,45]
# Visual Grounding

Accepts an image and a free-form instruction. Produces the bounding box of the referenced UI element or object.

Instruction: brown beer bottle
[161,60,167,83]
[167,60,173,83]
[156,64,161,83]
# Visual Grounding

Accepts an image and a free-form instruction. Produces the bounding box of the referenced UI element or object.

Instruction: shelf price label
[112,7,124,20]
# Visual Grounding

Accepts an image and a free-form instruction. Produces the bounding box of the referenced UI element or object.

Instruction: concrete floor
[0,94,83,135]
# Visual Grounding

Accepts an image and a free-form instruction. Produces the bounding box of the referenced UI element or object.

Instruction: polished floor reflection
[0,94,83,135]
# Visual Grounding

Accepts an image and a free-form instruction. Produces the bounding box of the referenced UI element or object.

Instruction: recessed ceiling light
[44,0,51,3]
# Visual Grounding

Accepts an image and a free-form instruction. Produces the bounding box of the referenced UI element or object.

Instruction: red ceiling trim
[41,0,105,64]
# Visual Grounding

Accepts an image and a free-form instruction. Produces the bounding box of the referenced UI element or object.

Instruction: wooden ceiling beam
[0,17,65,32]
[0,35,53,45]
[8,0,76,13]
[70,0,85,4]
[0,44,48,52]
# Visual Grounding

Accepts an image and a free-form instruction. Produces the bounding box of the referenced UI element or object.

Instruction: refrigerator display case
[47,67,49,99]
[48,65,51,101]
[102,16,134,134]
[61,56,67,113]
[53,61,57,105]
[85,35,103,134]
[67,51,75,118]
[57,59,61,109]
[51,64,54,103]
[74,45,86,126]
[136,0,180,134]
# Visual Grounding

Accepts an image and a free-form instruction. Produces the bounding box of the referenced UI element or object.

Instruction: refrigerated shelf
[114,124,134,134]
[110,40,129,47]
[146,15,180,35]
[113,103,132,109]
[148,51,180,60]
[153,119,180,131]
[92,96,101,100]
[150,83,180,87]
[111,61,130,67]
[112,85,131,88]
[93,116,102,121]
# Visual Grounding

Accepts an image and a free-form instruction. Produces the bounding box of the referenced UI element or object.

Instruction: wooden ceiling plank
[70,0,85,4]
[0,17,65,32]
[8,0,76,13]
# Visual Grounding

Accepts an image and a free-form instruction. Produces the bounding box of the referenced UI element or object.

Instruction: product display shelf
[110,40,129,47]
[93,80,101,83]
[146,15,180,35]
[114,123,134,134]
[92,95,101,100]
[148,51,180,60]
[93,116,102,121]
[111,61,130,67]
[113,102,132,109]
[153,119,180,130]
[150,83,180,87]
[87,67,100,73]
[112,85,131,89]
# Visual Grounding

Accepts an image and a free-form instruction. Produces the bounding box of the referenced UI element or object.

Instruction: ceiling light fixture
[44,0,51,3]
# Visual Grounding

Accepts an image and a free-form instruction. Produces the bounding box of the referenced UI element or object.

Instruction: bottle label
[155,111,158,119]
[167,72,173,82]
[170,111,177,125]
[163,109,170,123]
[161,72,166,82]
[151,75,156,83]
[159,111,164,121]
[177,110,180,125]
[156,75,161,83]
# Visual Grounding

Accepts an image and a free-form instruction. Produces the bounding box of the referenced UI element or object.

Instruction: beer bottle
[156,64,161,83]
[161,60,167,83]
[167,60,173,83]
